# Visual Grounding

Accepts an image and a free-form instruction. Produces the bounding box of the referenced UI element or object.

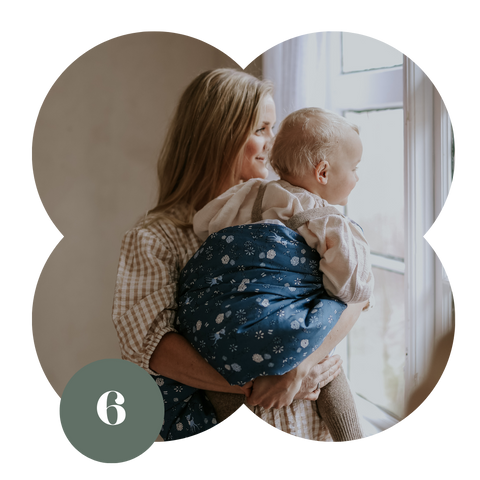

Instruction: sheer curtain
[262,32,329,180]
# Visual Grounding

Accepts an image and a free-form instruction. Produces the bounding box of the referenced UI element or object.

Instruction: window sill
[355,393,399,436]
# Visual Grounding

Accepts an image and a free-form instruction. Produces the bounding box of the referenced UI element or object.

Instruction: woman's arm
[150,333,343,404]
[113,223,251,395]
[149,332,250,395]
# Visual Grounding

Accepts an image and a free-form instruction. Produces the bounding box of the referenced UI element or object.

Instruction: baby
[195,107,372,305]
[156,107,374,441]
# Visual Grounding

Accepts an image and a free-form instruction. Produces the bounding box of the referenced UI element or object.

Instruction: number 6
[97,391,126,425]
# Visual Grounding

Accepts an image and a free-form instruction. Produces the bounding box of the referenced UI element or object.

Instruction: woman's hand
[246,355,343,409]
[294,354,342,401]
[238,380,254,398]
[246,370,304,410]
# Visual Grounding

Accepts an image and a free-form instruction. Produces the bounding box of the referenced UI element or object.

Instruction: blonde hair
[146,68,273,228]
[270,107,359,178]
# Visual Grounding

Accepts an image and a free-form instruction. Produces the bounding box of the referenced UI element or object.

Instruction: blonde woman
[112,69,359,441]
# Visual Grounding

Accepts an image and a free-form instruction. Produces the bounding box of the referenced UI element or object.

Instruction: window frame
[433,89,454,346]
[404,56,435,395]
[403,57,454,395]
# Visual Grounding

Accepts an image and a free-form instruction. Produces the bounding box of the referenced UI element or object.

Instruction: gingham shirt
[112,205,332,441]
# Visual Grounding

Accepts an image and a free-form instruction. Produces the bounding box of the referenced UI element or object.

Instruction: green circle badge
[60,359,164,463]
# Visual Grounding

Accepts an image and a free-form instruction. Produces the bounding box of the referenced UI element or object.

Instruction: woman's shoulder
[123,206,202,254]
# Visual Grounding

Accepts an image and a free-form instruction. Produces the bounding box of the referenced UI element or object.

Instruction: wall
[32,32,262,395]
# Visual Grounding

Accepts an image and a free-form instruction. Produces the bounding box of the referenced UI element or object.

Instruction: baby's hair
[270,107,359,178]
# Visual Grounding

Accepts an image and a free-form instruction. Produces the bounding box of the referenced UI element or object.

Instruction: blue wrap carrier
[152,222,347,440]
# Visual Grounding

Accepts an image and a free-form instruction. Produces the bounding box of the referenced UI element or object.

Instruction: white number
[96,391,126,425]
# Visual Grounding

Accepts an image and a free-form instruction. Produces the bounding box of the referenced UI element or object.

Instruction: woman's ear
[315,161,329,185]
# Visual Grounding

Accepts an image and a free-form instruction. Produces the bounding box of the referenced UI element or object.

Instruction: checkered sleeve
[112,224,181,374]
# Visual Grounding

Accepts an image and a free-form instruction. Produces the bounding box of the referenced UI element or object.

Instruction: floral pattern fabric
[155,223,347,440]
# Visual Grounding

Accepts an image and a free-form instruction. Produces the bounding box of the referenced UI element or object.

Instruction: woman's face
[239,95,276,182]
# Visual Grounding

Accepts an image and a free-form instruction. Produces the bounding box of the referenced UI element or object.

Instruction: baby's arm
[302,214,374,304]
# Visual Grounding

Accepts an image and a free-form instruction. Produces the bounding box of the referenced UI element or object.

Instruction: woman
[112,68,359,441]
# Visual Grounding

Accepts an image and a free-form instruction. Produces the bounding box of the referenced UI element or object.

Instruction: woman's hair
[270,107,359,178]
[146,68,273,228]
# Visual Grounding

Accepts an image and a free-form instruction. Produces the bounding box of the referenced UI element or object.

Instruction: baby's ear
[314,161,329,185]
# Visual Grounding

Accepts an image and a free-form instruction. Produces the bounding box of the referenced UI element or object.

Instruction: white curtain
[263,32,329,127]
[263,32,330,180]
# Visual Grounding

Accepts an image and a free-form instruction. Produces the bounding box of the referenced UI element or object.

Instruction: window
[264,32,454,431]
[342,32,403,73]
[327,29,458,421]
[329,32,406,419]
[344,109,406,418]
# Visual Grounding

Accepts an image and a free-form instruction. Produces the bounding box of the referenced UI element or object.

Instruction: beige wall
[32,32,262,396]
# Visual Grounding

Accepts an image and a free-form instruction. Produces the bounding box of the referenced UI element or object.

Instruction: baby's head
[270,107,363,205]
